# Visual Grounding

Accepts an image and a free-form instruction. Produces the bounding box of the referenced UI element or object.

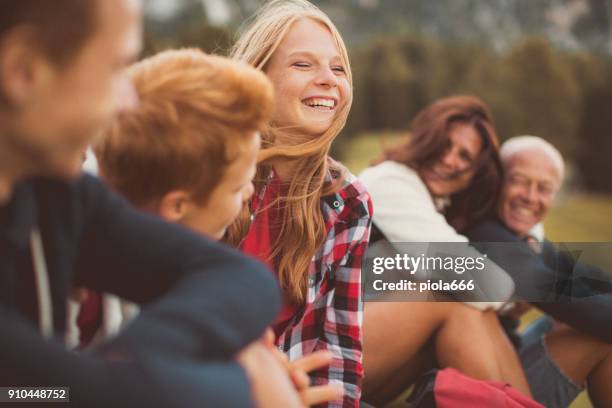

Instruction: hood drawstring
[30,228,53,339]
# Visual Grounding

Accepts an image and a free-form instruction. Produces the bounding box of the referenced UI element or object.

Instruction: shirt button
[333,200,341,209]
[309,277,315,286]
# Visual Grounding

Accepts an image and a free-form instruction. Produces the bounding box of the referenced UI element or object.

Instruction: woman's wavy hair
[226,0,353,304]
[380,95,502,231]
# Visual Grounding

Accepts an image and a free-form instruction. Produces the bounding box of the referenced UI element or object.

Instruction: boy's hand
[285,350,343,406]
[263,329,343,406]
[237,340,304,407]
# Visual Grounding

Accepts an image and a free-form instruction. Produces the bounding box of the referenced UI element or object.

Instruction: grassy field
[338,132,612,408]
[545,195,612,242]
[338,132,405,176]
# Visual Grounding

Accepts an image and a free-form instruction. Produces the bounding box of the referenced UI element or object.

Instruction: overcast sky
[144,0,233,24]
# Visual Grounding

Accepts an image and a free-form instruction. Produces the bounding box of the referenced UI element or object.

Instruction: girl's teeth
[304,98,334,108]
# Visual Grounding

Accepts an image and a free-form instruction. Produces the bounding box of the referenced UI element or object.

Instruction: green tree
[575,69,612,193]
[502,38,581,157]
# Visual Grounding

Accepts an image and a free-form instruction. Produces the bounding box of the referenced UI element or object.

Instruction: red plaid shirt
[243,165,372,408]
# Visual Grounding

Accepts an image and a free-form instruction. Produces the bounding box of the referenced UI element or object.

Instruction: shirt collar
[257,167,349,222]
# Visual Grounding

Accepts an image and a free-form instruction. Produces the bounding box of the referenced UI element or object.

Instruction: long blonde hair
[227,0,353,304]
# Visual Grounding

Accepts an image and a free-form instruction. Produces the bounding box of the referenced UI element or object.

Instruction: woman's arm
[467,219,612,342]
[359,162,468,243]
[311,189,372,408]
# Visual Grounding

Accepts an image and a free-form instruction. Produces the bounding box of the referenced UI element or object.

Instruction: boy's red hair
[95,48,274,208]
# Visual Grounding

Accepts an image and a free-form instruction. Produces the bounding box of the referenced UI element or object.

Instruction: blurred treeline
[345,35,612,194]
[141,3,612,194]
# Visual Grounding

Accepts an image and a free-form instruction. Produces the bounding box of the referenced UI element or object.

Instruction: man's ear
[158,190,192,223]
[0,27,55,107]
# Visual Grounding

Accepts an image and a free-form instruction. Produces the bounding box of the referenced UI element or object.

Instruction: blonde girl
[228,1,373,406]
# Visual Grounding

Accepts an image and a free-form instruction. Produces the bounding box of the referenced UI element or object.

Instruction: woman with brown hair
[359,95,530,405]
[378,95,502,232]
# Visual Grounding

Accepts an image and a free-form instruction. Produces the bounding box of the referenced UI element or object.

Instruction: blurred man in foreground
[0,0,325,406]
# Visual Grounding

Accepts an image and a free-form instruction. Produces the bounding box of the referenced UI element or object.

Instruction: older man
[466,136,612,408]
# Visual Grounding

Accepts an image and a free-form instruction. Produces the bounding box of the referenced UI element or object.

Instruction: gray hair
[500,135,565,181]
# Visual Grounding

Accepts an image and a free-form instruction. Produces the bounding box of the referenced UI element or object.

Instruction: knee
[449,303,492,323]
[548,324,612,359]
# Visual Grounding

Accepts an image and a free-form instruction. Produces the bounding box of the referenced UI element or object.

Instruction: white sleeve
[359,162,468,243]
[359,162,511,311]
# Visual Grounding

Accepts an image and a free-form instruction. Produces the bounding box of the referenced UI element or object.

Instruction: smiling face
[263,18,350,140]
[181,132,259,240]
[498,148,561,237]
[420,122,483,197]
[2,0,141,180]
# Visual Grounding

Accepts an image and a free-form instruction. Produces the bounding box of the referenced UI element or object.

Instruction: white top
[360,161,469,243]
[359,161,513,310]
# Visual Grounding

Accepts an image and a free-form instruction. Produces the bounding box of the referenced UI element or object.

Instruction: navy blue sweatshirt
[465,218,612,343]
[0,174,280,407]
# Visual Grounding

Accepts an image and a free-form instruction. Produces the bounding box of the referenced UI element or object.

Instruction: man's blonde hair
[94,49,274,208]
